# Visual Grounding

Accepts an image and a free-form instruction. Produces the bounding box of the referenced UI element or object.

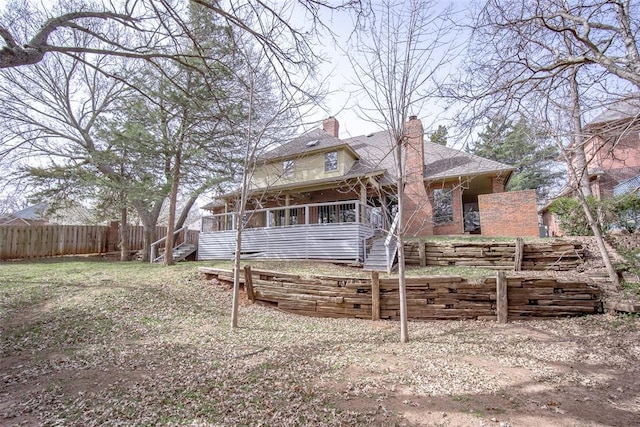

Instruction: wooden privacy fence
[199,267,602,322]
[0,223,187,260]
[0,225,107,260]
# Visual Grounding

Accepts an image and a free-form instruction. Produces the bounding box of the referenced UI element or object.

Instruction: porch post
[224,203,229,230]
[305,205,310,225]
[266,210,271,228]
[285,194,291,226]
[360,183,367,224]
[355,202,360,224]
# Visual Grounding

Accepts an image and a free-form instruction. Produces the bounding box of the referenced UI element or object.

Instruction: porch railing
[150,226,198,263]
[202,200,387,233]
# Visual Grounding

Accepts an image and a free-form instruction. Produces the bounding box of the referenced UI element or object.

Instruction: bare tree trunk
[175,193,200,230]
[119,205,130,261]
[141,221,156,263]
[575,189,620,289]
[134,200,164,262]
[231,212,242,329]
[567,70,619,289]
[396,142,409,343]
[569,67,592,197]
[164,154,181,266]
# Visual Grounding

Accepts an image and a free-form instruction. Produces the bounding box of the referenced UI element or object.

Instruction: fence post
[496,271,508,324]
[514,237,524,271]
[371,271,380,321]
[244,265,255,302]
[419,239,426,267]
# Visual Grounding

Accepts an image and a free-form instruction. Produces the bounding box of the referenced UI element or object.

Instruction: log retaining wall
[404,240,585,270]
[199,267,602,321]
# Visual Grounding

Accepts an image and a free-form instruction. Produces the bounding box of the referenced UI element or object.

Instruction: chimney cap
[409,115,418,120]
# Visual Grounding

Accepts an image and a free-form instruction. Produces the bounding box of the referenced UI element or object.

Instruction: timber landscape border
[199,266,602,322]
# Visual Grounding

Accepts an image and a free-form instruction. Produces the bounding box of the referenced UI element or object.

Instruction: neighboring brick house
[199,116,538,263]
[583,95,640,199]
[542,95,640,236]
[0,203,50,226]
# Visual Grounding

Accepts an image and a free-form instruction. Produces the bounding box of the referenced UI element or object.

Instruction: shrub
[548,196,616,236]
[612,192,640,233]
[549,193,640,236]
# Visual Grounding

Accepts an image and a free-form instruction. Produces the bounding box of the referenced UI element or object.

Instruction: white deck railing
[201,200,386,233]
[198,200,390,262]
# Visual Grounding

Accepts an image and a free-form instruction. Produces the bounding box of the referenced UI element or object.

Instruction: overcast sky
[0,0,470,142]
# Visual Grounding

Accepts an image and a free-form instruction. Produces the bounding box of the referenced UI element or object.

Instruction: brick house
[199,116,539,266]
[583,95,640,199]
[541,95,640,236]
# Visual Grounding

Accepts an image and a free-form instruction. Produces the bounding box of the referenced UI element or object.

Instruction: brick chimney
[404,115,425,183]
[402,116,432,237]
[323,117,339,138]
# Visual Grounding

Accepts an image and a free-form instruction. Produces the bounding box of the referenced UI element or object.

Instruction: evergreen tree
[429,125,447,146]
[470,116,562,199]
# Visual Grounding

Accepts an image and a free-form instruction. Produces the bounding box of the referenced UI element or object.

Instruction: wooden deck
[198,200,385,262]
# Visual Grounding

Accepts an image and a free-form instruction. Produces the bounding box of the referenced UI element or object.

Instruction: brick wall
[403,117,433,237]
[478,190,539,237]
[431,185,463,235]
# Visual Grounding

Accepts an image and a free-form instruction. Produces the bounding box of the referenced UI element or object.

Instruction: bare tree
[228,33,323,328]
[346,0,455,343]
[449,0,640,287]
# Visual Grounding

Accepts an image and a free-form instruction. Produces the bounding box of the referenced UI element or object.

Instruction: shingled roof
[258,128,347,161]
[587,94,640,127]
[258,125,513,185]
[422,141,514,180]
[342,130,513,184]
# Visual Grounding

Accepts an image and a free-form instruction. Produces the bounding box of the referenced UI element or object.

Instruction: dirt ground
[1,248,639,426]
[331,320,640,427]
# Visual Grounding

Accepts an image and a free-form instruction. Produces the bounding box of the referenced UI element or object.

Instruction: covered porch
[198,200,389,262]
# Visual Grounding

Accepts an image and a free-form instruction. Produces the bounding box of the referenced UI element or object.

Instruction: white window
[324,151,338,172]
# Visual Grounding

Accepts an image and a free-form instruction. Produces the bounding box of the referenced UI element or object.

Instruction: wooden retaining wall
[405,240,585,271]
[199,267,602,321]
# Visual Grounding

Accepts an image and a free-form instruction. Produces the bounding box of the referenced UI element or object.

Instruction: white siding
[198,223,372,262]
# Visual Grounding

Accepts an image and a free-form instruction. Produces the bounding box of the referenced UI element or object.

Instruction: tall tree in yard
[347,0,454,343]
[228,42,321,329]
[454,0,640,288]
[470,117,562,200]
[429,125,448,146]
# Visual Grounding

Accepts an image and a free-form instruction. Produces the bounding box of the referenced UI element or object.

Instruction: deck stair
[363,238,396,272]
[153,243,197,263]
[150,225,198,263]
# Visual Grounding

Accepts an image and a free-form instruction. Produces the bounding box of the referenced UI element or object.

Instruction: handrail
[384,212,399,247]
[201,199,379,232]
[150,225,190,263]
[384,212,400,274]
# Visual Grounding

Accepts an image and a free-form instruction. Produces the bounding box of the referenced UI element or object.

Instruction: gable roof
[587,94,640,127]
[258,128,349,162]
[422,142,514,180]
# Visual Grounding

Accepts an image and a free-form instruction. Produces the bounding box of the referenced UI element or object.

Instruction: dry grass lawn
[1,258,639,426]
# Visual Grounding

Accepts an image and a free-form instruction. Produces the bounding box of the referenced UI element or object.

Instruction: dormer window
[283,159,294,178]
[325,151,338,172]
